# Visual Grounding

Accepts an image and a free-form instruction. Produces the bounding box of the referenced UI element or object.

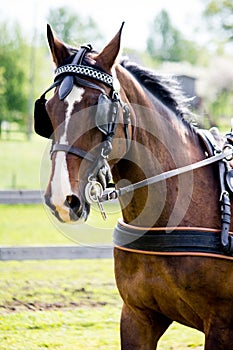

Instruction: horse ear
[95,22,125,71]
[47,24,70,67]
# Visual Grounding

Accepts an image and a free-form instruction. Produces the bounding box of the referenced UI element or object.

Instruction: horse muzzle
[44,193,90,223]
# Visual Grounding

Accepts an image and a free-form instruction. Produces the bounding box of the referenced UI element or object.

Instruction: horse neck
[113,67,221,229]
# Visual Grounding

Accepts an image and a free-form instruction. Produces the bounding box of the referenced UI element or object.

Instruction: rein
[102,146,233,201]
[108,129,233,257]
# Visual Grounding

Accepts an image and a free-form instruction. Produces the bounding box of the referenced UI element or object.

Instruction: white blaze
[50,86,85,221]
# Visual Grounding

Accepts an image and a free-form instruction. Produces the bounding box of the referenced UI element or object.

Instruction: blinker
[34,96,54,139]
[95,94,112,135]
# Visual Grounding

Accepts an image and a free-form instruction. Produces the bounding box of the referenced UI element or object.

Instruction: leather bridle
[35,44,131,209]
[45,45,131,159]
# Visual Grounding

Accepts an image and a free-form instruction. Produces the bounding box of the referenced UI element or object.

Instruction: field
[0,137,205,349]
[0,260,204,350]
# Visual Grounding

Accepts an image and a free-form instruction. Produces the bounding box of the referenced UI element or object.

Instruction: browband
[55,64,113,89]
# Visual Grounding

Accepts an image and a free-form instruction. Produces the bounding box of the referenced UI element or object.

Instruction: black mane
[120,60,191,120]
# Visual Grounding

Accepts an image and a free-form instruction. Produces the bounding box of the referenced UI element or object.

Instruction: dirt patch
[0,298,108,313]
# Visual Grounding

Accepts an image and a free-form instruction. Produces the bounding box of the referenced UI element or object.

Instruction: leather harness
[113,129,233,258]
[35,46,233,258]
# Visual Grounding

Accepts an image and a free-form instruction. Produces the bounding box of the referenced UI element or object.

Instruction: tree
[204,0,233,41]
[47,7,103,47]
[0,21,28,134]
[146,10,199,63]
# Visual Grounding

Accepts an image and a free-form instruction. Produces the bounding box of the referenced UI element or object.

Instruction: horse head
[35,24,131,223]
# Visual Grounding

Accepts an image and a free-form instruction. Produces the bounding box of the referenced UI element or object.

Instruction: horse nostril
[65,195,81,210]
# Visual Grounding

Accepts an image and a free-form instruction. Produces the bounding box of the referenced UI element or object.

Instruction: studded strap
[55,64,113,88]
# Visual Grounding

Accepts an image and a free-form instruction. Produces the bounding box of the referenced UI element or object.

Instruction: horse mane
[120,59,193,123]
[60,49,194,127]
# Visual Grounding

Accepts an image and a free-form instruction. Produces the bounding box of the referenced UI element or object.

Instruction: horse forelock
[120,60,195,129]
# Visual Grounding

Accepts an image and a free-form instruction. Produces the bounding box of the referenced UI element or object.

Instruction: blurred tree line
[0,1,232,137]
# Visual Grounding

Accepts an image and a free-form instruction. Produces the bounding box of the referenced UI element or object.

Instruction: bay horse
[35,23,233,349]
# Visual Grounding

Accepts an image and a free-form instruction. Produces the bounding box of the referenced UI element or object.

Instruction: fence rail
[0,245,113,261]
[0,190,43,204]
[0,190,114,261]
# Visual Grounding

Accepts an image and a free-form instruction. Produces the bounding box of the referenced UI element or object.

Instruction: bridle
[35,44,131,208]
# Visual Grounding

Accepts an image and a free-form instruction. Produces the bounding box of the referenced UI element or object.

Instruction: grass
[0,204,70,245]
[0,260,122,350]
[0,135,48,189]
[0,203,121,246]
[0,260,204,350]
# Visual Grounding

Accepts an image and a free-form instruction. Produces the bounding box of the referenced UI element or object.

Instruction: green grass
[0,260,204,350]
[0,204,70,245]
[0,135,48,189]
[0,203,121,246]
[0,260,121,350]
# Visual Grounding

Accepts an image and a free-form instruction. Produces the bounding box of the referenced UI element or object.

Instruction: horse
[34,23,233,349]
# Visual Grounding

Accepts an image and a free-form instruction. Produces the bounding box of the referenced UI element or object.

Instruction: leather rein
[110,129,233,257]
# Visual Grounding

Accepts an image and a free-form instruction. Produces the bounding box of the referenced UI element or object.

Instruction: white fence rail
[0,245,113,261]
[0,190,43,204]
[0,190,113,261]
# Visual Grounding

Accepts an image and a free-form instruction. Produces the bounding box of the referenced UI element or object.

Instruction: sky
[0,0,205,50]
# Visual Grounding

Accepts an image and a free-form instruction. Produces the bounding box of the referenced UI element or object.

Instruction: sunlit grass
[0,260,204,350]
[0,135,48,189]
[0,204,70,245]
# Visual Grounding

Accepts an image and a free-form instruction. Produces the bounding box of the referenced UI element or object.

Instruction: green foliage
[204,0,233,41]
[146,10,199,64]
[47,7,103,47]
[208,90,233,128]
[0,21,29,128]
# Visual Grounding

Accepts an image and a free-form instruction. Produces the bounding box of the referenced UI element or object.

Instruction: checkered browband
[55,64,113,88]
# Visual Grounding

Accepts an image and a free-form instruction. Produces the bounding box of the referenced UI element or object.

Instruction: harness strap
[75,76,106,94]
[40,79,62,99]
[103,149,233,201]
[58,45,92,100]
[219,159,233,254]
[113,220,233,257]
[123,104,131,152]
[197,128,222,156]
[51,143,96,162]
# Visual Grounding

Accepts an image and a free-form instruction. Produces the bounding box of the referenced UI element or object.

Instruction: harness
[112,129,233,257]
[35,45,233,258]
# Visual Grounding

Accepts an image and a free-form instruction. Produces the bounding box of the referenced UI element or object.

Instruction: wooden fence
[0,190,113,261]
